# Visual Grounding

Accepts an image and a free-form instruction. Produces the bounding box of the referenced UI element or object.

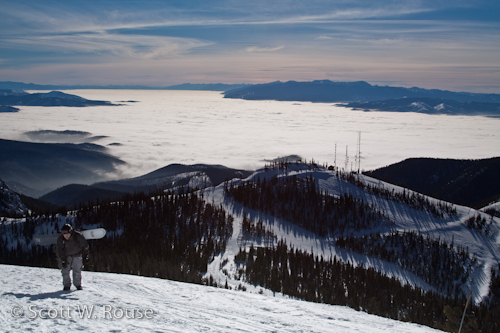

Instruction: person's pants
[62,255,83,288]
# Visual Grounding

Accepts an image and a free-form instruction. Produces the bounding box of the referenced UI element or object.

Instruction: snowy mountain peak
[434,103,459,113]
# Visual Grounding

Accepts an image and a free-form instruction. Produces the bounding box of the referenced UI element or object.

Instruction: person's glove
[61,260,68,269]
[83,249,90,263]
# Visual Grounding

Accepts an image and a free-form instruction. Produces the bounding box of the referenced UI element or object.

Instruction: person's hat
[61,224,73,234]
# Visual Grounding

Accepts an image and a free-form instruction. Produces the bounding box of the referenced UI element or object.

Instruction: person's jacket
[56,230,89,259]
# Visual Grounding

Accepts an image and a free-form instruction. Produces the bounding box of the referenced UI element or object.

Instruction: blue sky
[1,0,499,92]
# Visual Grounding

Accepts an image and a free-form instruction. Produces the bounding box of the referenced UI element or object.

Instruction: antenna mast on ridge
[334,143,337,170]
[356,131,361,174]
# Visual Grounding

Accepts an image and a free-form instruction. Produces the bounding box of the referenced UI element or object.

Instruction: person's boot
[63,286,71,291]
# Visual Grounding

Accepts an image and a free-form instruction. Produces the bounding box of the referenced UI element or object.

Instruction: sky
[1,0,499,92]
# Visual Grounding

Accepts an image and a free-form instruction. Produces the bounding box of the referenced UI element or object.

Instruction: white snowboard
[33,228,106,246]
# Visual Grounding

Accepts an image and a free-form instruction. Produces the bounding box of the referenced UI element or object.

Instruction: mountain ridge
[0,138,126,196]
[0,81,249,92]
[223,80,500,103]
[0,89,116,108]
[345,98,500,116]
[365,157,500,209]
[223,80,500,115]
[38,164,253,207]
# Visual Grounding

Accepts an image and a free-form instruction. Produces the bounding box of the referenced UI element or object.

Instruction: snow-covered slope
[201,164,500,304]
[0,264,442,333]
[481,201,500,216]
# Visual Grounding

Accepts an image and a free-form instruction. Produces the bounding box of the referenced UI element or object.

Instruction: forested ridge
[341,171,457,218]
[234,241,499,332]
[336,231,475,298]
[224,163,500,332]
[225,174,387,236]
[1,189,234,284]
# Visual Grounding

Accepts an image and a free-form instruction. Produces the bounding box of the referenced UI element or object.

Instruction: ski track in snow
[0,265,442,333]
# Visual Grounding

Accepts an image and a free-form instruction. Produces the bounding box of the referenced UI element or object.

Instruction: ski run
[1,264,442,332]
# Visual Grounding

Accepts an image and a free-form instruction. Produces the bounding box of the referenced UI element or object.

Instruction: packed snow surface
[0,264,443,333]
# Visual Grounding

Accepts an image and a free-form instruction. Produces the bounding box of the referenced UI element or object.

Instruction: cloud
[3,32,212,61]
[0,1,499,92]
[0,1,443,35]
[245,45,285,53]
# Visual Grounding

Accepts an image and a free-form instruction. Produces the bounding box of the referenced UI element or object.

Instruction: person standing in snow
[56,224,90,291]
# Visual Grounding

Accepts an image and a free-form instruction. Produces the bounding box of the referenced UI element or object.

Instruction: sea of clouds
[1,89,499,179]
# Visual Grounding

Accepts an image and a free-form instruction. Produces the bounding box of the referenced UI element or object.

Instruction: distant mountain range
[224,80,500,103]
[4,80,500,115]
[345,98,500,116]
[0,89,116,109]
[223,80,500,115]
[162,83,249,91]
[0,81,248,92]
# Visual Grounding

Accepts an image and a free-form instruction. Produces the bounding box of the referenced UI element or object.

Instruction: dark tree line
[0,215,61,267]
[235,240,500,333]
[336,231,475,298]
[487,264,500,308]
[225,175,386,236]
[341,171,457,218]
[80,190,233,283]
[241,214,277,241]
[1,190,234,285]
[234,240,487,332]
[465,213,493,235]
[257,160,457,218]
[484,207,500,218]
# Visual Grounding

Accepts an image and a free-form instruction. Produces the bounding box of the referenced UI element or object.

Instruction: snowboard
[33,228,106,246]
